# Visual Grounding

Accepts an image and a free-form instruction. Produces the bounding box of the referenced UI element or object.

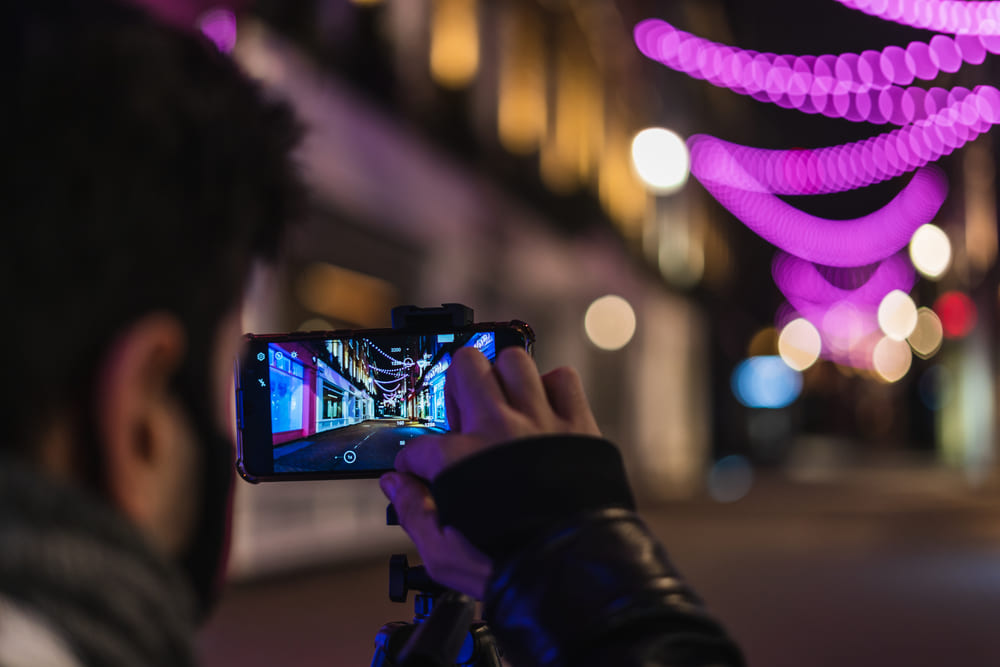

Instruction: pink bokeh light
[694,164,947,267]
[834,0,1000,35]
[687,85,998,196]
[197,8,237,53]
[773,252,916,307]
[635,18,1000,125]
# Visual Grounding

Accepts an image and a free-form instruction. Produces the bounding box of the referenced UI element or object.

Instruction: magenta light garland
[631,4,993,368]
[772,251,916,306]
[688,85,998,196]
[772,253,918,368]
[834,0,1000,36]
[796,302,883,364]
[635,18,997,125]
[698,164,947,266]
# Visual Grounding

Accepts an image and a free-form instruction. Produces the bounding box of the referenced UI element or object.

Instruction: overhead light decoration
[832,0,1000,37]
[634,19,998,125]
[685,92,997,197]
[633,4,1000,372]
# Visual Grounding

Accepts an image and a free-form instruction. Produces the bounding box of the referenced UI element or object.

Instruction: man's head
[2,0,303,608]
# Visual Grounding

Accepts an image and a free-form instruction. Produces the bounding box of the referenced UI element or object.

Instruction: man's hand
[379,346,600,598]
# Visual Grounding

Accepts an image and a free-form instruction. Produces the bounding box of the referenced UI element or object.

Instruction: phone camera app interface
[263,331,497,473]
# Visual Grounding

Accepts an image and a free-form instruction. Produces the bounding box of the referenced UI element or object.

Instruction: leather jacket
[431,436,745,667]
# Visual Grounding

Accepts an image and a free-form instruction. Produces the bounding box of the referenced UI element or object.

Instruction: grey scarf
[0,458,198,667]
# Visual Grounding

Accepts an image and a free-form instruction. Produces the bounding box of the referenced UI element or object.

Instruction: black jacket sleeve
[430,435,745,667]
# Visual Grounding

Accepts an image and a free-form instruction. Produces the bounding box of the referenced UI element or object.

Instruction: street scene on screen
[265,331,496,473]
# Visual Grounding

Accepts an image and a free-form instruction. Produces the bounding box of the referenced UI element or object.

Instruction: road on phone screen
[273,419,446,473]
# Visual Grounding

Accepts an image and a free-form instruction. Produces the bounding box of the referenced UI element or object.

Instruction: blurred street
[200,467,1000,667]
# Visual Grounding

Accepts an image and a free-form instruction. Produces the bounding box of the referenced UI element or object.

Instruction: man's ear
[95,313,188,533]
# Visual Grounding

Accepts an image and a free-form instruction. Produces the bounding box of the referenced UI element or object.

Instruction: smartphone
[234,321,534,482]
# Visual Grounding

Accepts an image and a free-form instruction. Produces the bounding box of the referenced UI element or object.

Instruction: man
[2,1,300,664]
[1,1,743,665]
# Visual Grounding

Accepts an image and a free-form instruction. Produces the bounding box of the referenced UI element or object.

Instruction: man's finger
[395,435,448,481]
[395,433,483,481]
[445,347,508,433]
[493,347,550,421]
[541,366,601,435]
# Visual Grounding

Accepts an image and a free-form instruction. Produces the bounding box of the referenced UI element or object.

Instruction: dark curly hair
[2,0,305,461]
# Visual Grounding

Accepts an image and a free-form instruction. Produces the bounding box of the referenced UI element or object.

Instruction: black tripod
[370,554,502,667]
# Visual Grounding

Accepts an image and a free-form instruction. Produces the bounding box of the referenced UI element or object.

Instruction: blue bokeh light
[731,355,803,409]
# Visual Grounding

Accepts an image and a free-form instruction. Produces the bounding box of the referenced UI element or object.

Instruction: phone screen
[235,322,533,481]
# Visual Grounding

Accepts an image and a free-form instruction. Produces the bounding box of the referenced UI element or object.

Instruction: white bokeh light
[909,224,951,279]
[584,295,636,351]
[778,318,822,371]
[630,127,690,194]
[877,289,918,341]
[872,337,913,383]
[907,307,944,359]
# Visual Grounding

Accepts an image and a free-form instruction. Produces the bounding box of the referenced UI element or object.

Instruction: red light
[933,291,977,339]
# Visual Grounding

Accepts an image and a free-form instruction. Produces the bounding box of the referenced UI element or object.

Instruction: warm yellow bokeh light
[909,224,951,279]
[429,0,479,89]
[872,337,912,383]
[630,127,690,194]
[539,21,603,195]
[877,289,918,341]
[778,318,822,371]
[584,295,636,351]
[907,307,944,359]
[497,7,545,155]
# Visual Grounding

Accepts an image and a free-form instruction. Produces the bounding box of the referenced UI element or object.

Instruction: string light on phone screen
[633,4,995,371]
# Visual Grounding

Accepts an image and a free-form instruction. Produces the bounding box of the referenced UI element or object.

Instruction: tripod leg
[371,622,416,667]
